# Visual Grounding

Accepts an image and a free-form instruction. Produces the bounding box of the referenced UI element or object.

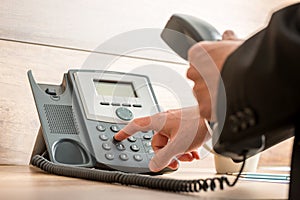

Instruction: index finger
[114,114,164,141]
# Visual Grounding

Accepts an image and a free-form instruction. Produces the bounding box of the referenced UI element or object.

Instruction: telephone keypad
[97,122,155,165]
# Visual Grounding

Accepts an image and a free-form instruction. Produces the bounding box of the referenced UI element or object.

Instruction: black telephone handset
[161,14,221,60]
[30,14,245,193]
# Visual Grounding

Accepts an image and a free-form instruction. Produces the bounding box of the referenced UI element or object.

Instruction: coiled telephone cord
[31,154,246,193]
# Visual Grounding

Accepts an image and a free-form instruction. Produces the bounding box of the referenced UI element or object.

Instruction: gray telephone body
[28,69,171,174]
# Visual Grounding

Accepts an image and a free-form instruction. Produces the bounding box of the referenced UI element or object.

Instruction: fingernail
[113,135,121,142]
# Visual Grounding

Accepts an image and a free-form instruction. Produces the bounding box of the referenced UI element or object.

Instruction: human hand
[187,30,243,121]
[114,106,210,172]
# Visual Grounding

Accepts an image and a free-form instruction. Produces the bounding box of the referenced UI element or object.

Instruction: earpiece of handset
[161,14,221,60]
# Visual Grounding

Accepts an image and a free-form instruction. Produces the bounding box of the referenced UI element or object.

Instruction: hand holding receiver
[187,31,243,120]
[114,106,210,172]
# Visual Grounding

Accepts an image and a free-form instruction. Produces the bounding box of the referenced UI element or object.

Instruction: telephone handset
[29,69,175,174]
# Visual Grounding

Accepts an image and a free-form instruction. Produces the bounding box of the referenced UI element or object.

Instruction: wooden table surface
[1,0,299,199]
[0,165,290,200]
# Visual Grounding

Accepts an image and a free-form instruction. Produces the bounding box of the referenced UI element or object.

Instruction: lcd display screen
[94,80,137,98]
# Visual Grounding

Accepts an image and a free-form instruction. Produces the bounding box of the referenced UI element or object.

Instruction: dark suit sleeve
[214,3,300,160]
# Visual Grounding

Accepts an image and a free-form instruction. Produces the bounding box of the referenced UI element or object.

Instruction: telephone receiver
[161,14,221,60]
[29,15,243,193]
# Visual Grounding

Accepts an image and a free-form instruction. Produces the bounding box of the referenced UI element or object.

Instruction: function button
[147,149,154,154]
[100,102,110,106]
[130,144,140,152]
[96,124,106,132]
[144,141,151,147]
[50,95,60,101]
[111,103,121,106]
[127,136,137,142]
[133,154,143,162]
[102,143,111,150]
[105,153,114,160]
[143,134,152,140]
[45,88,57,95]
[122,103,131,107]
[99,134,109,141]
[116,143,126,151]
[119,153,129,161]
[110,125,120,132]
[132,104,142,108]
[115,107,133,121]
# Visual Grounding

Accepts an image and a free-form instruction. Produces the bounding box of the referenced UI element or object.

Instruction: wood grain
[1,0,299,61]
[0,165,289,200]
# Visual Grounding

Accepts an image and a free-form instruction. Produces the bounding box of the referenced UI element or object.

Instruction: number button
[110,125,120,132]
[116,143,126,151]
[130,144,140,152]
[143,134,152,140]
[96,125,106,132]
[119,153,129,161]
[147,149,154,154]
[102,143,111,150]
[105,153,114,160]
[127,136,137,142]
[144,141,151,147]
[99,134,109,141]
[133,154,143,162]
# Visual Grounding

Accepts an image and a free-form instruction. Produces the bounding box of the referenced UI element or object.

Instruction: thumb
[149,123,201,172]
[222,30,238,40]
[149,142,181,172]
[149,137,190,172]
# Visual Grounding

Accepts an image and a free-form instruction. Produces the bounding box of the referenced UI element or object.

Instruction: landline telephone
[29,69,172,174]
[29,14,246,192]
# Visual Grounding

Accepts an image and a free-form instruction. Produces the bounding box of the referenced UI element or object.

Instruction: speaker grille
[44,104,78,134]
